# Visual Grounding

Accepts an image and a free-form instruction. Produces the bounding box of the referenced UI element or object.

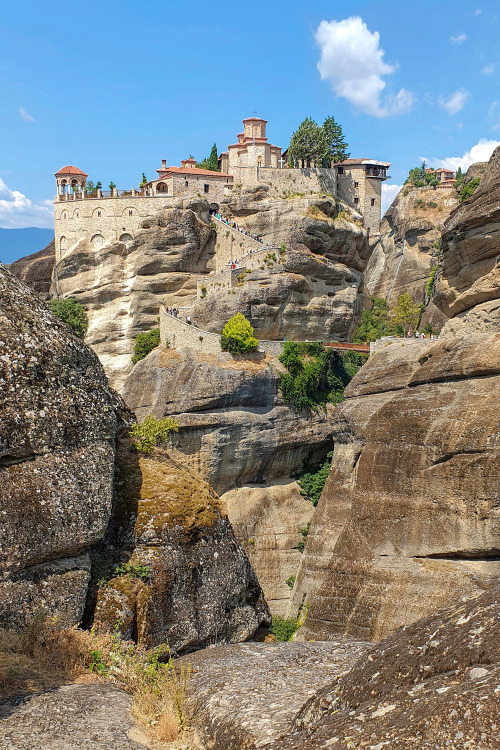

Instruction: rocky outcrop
[435,145,500,332]
[291,334,500,641]
[0,262,120,628]
[54,199,216,390]
[366,186,456,329]
[187,249,364,342]
[92,446,270,654]
[8,239,55,299]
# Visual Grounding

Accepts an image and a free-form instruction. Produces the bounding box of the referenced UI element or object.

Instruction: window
[185,181,189,187]
[354,197,359,204]
[128,210,133,216]
[204,184,209,193]
[354,181,359,188]
[371,198,376,206]
[337,166,344,174]
[97,210,101,217]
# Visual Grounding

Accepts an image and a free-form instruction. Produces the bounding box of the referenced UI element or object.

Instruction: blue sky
[1,0,500,228]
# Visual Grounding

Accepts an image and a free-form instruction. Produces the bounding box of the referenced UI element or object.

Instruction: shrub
[422,322,434,335]
[279,243,286,256]
[129,415,179,453]
[286,575,296,589]
[427,201,437,208]
[297,452,332,506]
[132,328,161,363]
[220,313,259,354]
[113,560,151,582]
[278,342,367,411]
[200,286,207,298]
[426,266,438,299]
[271,617,300,642]
[49,297,87,337]
[459,177,480,202]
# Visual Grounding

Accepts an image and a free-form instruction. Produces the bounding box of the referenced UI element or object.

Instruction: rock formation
[0,263,269,649]
[0,262,121,628]
[366,186,456,329]
[291,333,500,641]
[7,239,55,299]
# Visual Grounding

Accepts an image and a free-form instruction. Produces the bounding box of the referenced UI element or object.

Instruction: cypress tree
[321,116,350,166]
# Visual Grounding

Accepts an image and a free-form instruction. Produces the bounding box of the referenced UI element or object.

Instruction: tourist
[194,320,198,328]
[186,315,191,325]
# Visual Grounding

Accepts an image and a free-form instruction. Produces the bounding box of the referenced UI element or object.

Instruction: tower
[54,165,88,196]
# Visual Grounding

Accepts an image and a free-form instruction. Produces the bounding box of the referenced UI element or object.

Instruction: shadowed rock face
[7,240,55,299]
[436,144,500,330]
[291,334,500,642]
[0,263,120,627]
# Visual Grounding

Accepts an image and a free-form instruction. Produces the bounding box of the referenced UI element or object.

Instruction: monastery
[53,117,390,261]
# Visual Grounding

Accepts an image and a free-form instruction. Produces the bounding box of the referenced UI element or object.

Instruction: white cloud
[381,183,402,214]
[19,107,35,122]
[450,33,467,44]
[0,178,53,229]
[482,64,495,75]
[315,17,413,117]
[424,138,500,171]
[438,89,470,115]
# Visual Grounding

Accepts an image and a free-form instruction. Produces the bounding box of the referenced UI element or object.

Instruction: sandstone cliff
[122,346,332,615]
[366,186,457,329]
[7,239,55,299]
[292,332,500,641]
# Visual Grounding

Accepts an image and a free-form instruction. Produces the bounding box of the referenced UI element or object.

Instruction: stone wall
[212,217,265,270]
[230,166,337,197]
[160,306,284,357]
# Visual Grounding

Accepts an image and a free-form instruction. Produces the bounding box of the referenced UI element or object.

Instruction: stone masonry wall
[230,166,337,197]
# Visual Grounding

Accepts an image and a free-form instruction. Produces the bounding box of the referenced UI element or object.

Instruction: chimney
[162,159,166,169]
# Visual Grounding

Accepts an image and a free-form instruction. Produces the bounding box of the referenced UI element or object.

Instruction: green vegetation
[139,172,148,187]
[405,160,438,188]
[196,142,220,171]
[426,266,438,298]
[297,521,311,552]
[278,342,367,411]
[129,415,179,453]
[297,451,333,506]
[455,166,465,188]
[220,313,259,354]
[353,297,399,343]
[113,560,151,582]
[109,181,116,191]
[49,297,88,337]
[459,177,480,202]
[422,322,434,335]
[200,286,207,298]
[288,115,349,167]
[271,616,300,642]
[279,243,286,256]
[286,575,296,589]
[132,328,161,364]
[391,292,423,334]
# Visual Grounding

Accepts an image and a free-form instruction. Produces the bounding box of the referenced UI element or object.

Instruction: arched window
[91,234,104,249]
[60,236,68,251]
[156,182,168,193]
[119,233,133,244]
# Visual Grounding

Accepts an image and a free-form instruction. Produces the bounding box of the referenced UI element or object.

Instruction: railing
[55,187,167,202]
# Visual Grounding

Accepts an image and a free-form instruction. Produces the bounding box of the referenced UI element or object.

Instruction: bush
[426,266,438,298]
[220,313,259,354]
[113,560,151,582]
[297,452,332,506]
[49,297,87,337]
[271,617,300,642]
[353,297,400,343]
[132,328,161,363]
[278,342,367,411]
[286,575,296,589]
[422,322,434,335]
[129,415,179,453]
[459,177,480,202]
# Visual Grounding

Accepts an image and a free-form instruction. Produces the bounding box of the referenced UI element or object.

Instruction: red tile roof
[54,165,88,176]
[154,167,232,179]
[338,158,391,167]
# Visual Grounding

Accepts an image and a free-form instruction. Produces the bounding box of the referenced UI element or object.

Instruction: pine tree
[288,118,325,167]
[321,116,350,166]
[197,143,220,171]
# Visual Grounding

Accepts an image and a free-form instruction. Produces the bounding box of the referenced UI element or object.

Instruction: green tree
[459,177,480,202]
[132,328,161,363]
[321,116,350,166]
[406,166,425,187]
[391,292,422,334]
[109,181,116,191]
[49,297,88,337]
[353,297,399,343]
[140,173,148,187]
[95,181,102,191]
[220,313,259,354]
[197,143,219,171]
[85,180,95,196]
[288,117,326,167]
[455,166,464,188]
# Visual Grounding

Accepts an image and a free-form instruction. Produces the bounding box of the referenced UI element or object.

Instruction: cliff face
[7,239,55,299]
[0,262,120,627]
[435,145,500,334]
[292,334,500,641]
[366,187,457,328]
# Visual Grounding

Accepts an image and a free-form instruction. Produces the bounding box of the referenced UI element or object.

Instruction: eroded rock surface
[8,239,55,299]
[0,263,120,627]
[292,333,500,641]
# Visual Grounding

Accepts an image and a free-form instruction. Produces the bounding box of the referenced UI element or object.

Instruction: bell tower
[54,165,88,196]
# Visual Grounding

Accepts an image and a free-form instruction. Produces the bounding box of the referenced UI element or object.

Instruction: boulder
[8,239,55,299]
[0,263,120,627]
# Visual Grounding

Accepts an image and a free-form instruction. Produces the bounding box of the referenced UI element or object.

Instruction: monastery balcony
[55,188,168,202]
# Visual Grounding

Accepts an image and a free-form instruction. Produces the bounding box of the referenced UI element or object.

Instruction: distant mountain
[0,227,55,265]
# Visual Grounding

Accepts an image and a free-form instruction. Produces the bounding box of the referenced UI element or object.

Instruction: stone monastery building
[53,117,390,261]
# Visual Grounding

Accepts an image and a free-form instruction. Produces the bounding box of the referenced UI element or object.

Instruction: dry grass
[0,615,192,747]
